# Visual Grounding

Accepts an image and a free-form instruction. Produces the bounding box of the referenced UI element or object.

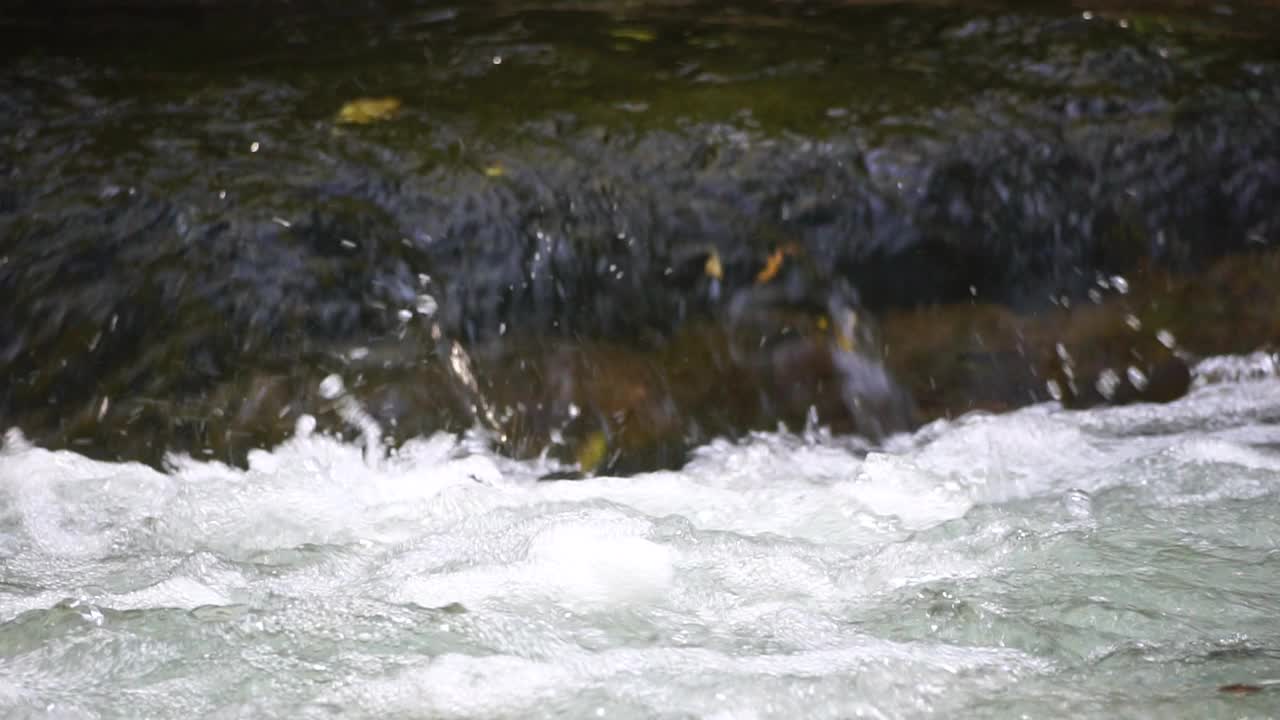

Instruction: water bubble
[319,374,345,400]
[416,294,438,317]
[1110,275,1129,294]
[249,141,260,153]
[1156,330,1177,349]
[1125,314,1142,331]
[349,347,370,360]
[397,309,413,323]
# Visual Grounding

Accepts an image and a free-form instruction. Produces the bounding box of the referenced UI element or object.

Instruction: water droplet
[1125,314,1142,331]
[1095,368,1120,400]
[295,414,317,437]
[1110,275,1129,294]
[1126,366,1149,391]
[249,141,260,153]
[397,309,413,322]
[319,374,345,399]
[492,56,503,65]
[1156,329,1176,349]
[1046,379,1063,401]
[416,294,438,317]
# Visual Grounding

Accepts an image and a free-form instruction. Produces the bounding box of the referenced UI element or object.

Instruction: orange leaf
[754,243,801,285]
[755,249,785,284]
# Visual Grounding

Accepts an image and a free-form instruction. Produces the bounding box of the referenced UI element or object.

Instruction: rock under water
[0,0,1277,472]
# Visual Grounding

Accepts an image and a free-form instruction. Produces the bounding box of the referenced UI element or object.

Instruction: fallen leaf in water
[755,243,800,284]
[336,97,402,125]
[704,250,723,280]
[1219,683,1264,695]
[576,431,609,473]
[756,251,786,284]
[610,28,656,42]
[483,165,506,178]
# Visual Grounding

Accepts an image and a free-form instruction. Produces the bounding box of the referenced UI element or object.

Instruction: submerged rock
[0,1,1277,472]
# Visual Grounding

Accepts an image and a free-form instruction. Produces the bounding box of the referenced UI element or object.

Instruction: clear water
[2,357,1279,719]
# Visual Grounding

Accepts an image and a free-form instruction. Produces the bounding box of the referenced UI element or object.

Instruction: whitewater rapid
[2,355,1279,719]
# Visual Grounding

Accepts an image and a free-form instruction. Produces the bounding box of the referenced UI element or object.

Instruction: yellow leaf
[704,250,723,280]
[335,97,402,125]
[610,28,656,43]
[575,431,609,473]
[483,165,505,178]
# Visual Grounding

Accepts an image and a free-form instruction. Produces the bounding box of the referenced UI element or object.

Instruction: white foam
[2,369,1279,719]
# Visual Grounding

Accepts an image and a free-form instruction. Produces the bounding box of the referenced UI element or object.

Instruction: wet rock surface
[0,0,1277,472]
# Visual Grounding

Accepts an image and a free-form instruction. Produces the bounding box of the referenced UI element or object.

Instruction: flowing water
[3,357,1279,718]
[3,0,1280,716]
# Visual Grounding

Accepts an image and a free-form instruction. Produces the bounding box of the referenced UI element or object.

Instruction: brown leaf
[1219,683,1264,695]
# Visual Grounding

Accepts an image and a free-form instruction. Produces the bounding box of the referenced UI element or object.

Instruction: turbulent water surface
[2,0,1280,716]
[2,358,1279,719]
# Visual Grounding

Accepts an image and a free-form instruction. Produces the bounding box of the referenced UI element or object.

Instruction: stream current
[3,355,1279,719]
